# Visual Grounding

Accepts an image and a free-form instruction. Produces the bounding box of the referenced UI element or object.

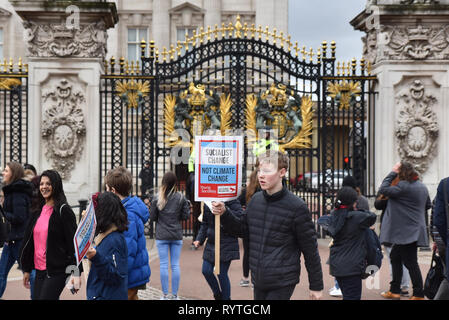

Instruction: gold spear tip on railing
[360,57,366,74]
[309,47,314,62]
[337,61,342,76]
[321,41,328,58]
[235,14,242,38]
[331,41,336,58]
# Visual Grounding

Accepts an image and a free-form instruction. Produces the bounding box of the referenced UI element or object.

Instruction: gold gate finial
[235,15,242,38]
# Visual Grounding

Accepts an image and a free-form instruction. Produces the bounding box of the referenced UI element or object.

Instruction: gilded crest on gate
[245,82,314,151]
[164,82,232,148]
[327,80,361,110]
[116,79,150,109]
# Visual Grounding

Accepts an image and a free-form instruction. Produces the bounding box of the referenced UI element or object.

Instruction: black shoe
[214,293,222,300]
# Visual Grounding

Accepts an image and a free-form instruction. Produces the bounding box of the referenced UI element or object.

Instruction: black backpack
[362,228,383,278]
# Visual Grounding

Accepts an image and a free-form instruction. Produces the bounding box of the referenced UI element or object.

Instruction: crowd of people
[0,150,448,300]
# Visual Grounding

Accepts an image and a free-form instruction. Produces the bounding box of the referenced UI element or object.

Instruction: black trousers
[191,202,201,243]
[33,270,67,300]
[242,237,249,278]
[389,242,424,297]
[253,285,296,300]
[335,275,362,300]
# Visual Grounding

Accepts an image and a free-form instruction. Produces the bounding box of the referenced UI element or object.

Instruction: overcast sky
[288,0,367,65]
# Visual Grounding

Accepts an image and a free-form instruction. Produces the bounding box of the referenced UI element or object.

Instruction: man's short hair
[257,150,289,171]
[104,166,133,197]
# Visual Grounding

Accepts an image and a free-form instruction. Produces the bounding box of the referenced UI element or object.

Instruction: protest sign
[194,135,243,202]
[194,135,243,275]
[73,200,96,266]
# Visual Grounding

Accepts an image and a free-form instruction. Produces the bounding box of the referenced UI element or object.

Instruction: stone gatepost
[11,1,118,204]
[351,0,449,197]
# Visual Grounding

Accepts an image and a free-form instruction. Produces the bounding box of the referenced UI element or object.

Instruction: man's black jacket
[220,187,324,291]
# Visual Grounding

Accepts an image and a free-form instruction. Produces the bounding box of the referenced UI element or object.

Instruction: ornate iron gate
[0,60,28,171]
[100,17,377,237]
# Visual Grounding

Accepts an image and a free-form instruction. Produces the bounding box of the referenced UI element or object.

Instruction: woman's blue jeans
[201,259,231,300]
[156,240,183,296]
[0,240,22,298]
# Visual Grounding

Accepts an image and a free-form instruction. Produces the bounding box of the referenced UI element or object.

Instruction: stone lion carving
[396,80,439,173]
[42,79,86,180]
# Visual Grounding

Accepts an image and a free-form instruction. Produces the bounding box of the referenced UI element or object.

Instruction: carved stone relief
[395,79,439,173]
[362,31,378,65]
[41,79,86,180]
[23,20,107,58]
[380,24,449,61]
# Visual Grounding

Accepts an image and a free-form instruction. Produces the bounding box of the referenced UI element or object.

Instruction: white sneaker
[329,287,342,297]
[160,294,170,300]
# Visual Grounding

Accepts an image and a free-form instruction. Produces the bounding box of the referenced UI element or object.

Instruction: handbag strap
[59,203,67,217]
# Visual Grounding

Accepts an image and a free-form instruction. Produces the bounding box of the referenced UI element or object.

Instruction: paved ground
[0,236,433,300]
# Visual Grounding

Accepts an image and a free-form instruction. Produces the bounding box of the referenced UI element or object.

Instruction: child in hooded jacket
[86,192,129,300]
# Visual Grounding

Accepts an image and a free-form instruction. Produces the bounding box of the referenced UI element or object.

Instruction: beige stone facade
[0,0,288,63]
[0,0,288,204]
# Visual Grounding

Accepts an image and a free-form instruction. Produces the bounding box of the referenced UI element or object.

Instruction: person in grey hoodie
[378,161,431,300]
[149,172,190,300]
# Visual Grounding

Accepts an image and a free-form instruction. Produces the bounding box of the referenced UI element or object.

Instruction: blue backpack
[363,228,383,278]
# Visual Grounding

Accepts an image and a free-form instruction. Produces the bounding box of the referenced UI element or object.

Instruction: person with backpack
[318,186,377,300]
[327,175,372,297]
[379,161,431,300]
[149,172,190,300]
[104,166,151,300]
[20,170,82,300]
[0,162,33,299]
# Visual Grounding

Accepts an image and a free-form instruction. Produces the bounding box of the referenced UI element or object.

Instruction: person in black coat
[138,161,153,195]
[212,151,323,300]
[318,187,377,300]
[432,177,449,300]
[20,170,83,300]
[0,162,33,298]
[193,199,243,300]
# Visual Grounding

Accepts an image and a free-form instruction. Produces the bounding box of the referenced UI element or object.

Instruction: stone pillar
[12,1,118,204]
[255,0,274,30]
[152,0,171,50]
[204,0,221,28]
[351,0,449,198]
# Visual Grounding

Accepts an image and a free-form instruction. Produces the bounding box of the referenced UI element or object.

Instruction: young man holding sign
[212,150,324,300]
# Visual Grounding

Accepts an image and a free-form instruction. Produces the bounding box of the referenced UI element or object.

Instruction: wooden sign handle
[214,214,220,275]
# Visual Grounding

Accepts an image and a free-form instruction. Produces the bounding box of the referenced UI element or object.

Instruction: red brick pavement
[1,238,432,300]
[153,238,432,300]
